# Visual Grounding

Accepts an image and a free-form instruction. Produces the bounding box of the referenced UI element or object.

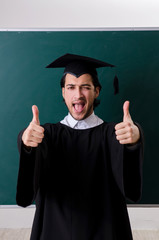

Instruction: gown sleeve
[123,123,144,202]
[16,124,51,207]
[109,123,144,203]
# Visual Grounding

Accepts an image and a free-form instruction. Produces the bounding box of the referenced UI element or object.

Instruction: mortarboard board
[46,53,119,94]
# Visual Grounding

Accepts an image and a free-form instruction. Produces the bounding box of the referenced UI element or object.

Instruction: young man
[16,54,143,240]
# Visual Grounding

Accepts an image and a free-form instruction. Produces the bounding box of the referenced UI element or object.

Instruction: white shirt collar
[60,112,103,129]
[67,113,78,128]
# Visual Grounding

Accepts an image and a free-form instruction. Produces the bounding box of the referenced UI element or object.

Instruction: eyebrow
[66,84,92,87]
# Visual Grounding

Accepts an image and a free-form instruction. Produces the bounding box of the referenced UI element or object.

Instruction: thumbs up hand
[32,105,40,125]
[115,101,140,145]
[22,105,44,148]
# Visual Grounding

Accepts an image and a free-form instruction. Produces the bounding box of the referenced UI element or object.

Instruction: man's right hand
[22,105,44,148]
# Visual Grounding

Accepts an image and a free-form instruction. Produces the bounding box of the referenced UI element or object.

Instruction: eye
[67,86,75,90]
[82,86,91,90]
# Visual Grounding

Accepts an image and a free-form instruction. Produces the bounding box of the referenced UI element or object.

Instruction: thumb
[123,100,132,122]
[32,105,40,125]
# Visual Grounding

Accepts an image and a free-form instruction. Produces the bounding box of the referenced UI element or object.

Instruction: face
[62,73,100,120]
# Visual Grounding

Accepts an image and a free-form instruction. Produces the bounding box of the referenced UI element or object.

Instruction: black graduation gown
[16,122,143,240]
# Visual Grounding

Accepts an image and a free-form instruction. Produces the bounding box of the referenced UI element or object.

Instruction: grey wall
[0,0,159,29]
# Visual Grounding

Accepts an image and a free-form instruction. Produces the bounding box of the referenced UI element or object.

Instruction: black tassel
[113,75,119,95]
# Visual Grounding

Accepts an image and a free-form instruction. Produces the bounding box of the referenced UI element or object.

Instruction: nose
[75,87,83,98]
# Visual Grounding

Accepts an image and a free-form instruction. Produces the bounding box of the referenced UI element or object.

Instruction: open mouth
[73,102,85,113]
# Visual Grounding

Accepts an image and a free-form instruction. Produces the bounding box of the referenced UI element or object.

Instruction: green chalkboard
[0,31,159,204]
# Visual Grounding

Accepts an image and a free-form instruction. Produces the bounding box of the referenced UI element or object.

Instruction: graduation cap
[46,53,119,94]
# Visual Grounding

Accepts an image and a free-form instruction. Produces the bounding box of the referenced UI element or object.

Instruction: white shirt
[60,112,104,129]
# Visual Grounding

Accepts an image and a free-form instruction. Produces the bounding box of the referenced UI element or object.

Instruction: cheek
[64,93,72,105]
[87,92,96,102]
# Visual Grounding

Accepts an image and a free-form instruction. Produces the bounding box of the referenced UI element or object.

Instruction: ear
[95,87,100,98]
[62,87,65,99]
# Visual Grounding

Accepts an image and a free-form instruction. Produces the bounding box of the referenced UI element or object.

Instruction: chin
[72,114,85,121]
[72,111,91,121]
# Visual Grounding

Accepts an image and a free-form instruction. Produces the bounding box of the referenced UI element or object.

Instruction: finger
[118,138,133,145]
[115,124,132,136]
[29,136,44,144]
[25,141,39,148]
[115,122,131,131]
[26,127,44,140]
[32,105,40,125]
[31,131,44,139]
[123,100,131,122]
[24,135,43,146]
[29,122,44,134]
[116,132,131,141]
[115,128,128,136]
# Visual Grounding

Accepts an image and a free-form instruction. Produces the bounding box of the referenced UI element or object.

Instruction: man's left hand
[115,101,140,145]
